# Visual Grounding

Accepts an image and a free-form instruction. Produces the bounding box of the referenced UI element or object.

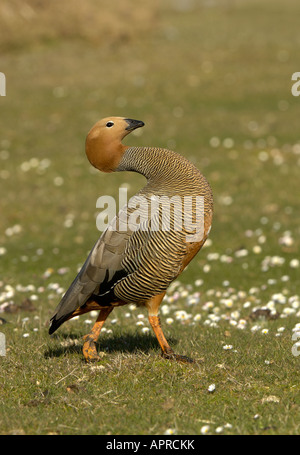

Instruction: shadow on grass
[44,331,178,359]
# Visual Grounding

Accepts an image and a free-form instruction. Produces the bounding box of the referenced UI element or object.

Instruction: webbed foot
[82,335,101,363]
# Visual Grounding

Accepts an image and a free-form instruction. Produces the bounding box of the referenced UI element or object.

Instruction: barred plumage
[114,146,213,303]
[49,117,213,363]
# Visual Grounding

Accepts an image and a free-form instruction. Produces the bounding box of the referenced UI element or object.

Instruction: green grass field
[1,0,300,435]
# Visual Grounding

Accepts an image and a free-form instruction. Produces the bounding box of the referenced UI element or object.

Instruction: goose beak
[125,118,145,131]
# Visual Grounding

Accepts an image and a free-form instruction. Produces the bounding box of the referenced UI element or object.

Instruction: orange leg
[146,293,194,364]
[82,306,113,363]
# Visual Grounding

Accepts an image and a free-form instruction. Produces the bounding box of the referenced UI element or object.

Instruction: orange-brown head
[85,117,144,172]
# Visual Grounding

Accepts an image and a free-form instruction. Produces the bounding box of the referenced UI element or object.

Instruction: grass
[1,0,300,435]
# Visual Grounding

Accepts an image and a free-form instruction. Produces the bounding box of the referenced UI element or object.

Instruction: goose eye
[106,121,114,128]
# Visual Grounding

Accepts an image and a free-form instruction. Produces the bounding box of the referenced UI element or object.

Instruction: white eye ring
[106,121,114,128]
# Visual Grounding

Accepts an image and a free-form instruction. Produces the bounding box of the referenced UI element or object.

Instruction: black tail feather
[48,312,73,335]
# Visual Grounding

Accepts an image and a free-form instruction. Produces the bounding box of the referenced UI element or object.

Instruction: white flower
[235,248,248,258]
[283,307,295,315]
[202,301,214,310]
[210,322,219,328]
[208,384,216,393]
[249,287,260,295]
[175,310,191,321]
[272,293,286,304]
[224,423,233,429]
[164,428,176,435]
[291,300,299,309]
[129,304,137,311]
[261,328,269,334]
[209,136,220,147]
[200,425,210,435]
[223,345,233,350]
[180,290,189,298]
[219,254,232,263]
[258,235,266,244]
[279,233,294,247]
[258,151,269,162]
[237,319,247,329]
[161,304,170,315]
[271,256,285,266]
[266,300,276,310]
[230,310,240,320]
[290,259,300,268]
[207,253,220,261]
[220,298,233,308]
[54,176,64,186]
[253,245,262,254]
[187,296,199,305]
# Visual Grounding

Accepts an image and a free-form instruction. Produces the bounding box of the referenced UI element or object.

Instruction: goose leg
[146,293,194,364]
[82,306,113,362]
